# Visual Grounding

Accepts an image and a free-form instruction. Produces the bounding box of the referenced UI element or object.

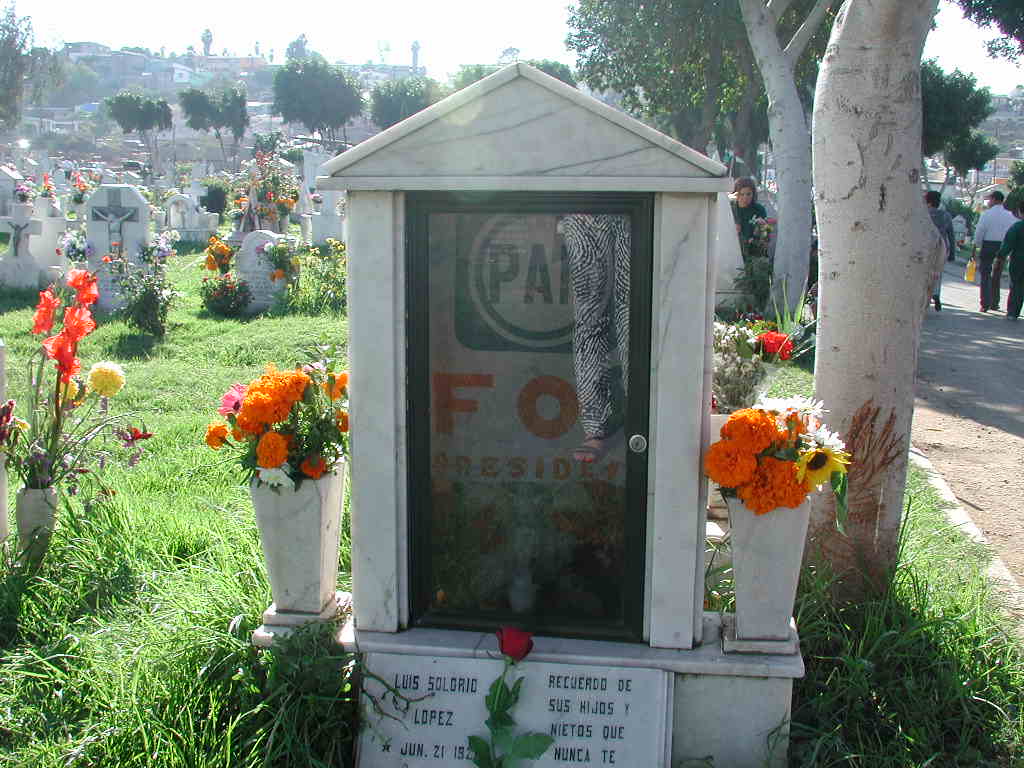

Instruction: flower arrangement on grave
[204,235,235,274]
[468,628,554,767]
[200,272,253,317]
[70,172,92,205]
[57,230,92,262]
[260,240,300,282]
[232,152,301,229]
[281,238,348,315]
[38,173,56,199]
[310,192,323,205]
[14,182,35,203]
[203,347,349,490]
[106,231,181,338]
[4,273,137,491]
[703,396,849,520]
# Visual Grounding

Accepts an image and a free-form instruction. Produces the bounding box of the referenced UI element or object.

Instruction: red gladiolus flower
[496,627,534,662]
[62,305,96,342]
[32,289,61,335]
[42,331,81,383]
[67,269,99,306]
[757,331,794,361]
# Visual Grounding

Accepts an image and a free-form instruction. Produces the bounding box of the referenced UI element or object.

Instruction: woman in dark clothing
[732,177,768,260]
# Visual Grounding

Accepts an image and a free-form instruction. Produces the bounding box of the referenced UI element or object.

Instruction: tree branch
[767,0,795,24]
[785,0,833,66]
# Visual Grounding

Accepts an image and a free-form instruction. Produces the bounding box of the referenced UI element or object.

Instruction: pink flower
[218,383,247,417]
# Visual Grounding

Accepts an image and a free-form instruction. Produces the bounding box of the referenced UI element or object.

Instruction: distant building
[338,41,426,88]
[63,42,111,61]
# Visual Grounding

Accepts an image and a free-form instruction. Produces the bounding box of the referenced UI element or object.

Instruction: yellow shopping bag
[965,257,976,283]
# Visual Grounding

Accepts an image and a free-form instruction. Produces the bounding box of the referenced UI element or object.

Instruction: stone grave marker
[31,195,68,279]
[164,193,218,241]
[0,166,23,218]
[236,230,288,313]
[310,189,345,244]
[359,654,671,767]
[280,63,805,768]
[85,185,151,312]
[0,203,43,288]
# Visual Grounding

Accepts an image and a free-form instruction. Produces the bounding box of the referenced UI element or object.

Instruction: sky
[25,0,1023,95]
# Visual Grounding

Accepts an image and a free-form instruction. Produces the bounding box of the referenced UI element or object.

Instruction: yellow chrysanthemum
[796,446,850,488]
[88,362,126,397]
[60,377,80,403]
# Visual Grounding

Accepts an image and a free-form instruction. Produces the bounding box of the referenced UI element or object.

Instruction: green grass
[762,364,1024,765]
[0,266,1021,766]
[0,245,356,766]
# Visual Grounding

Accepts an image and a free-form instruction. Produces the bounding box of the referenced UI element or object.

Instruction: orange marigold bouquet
[204,235,234,275]
[704,397,850,521]
[204,346,349,490]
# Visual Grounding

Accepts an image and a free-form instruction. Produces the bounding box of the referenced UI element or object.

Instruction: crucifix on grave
[0,204,43,288]
[2,206,42,262]
[91,189,139,256]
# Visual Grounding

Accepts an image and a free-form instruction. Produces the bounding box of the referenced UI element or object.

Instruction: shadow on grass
[790,563,1023,766]
[101,332,160,360]
[0,287,43,314]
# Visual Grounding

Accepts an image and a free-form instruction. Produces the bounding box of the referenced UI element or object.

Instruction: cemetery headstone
[85,185,151,312]
[0,166,23,218]
[31,195,68,280]
[310,190,345,245]
[0,203,43,288]
[236,230,288,313]
[293,63,801,768]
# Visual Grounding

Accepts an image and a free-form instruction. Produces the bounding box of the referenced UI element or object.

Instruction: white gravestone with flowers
[0,203,44,289]
[86,185,151,312]
[291,63,804,768]
[31,195,68,281]
[310,189,345,245]
[236,230,288,313]
[164,193,218,241]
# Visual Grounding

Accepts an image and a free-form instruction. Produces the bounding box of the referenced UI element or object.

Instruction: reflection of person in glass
[558,214,630,463]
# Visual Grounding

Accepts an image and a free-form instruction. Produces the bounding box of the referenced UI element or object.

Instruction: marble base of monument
[252,591,350,646]
[317,613,800,768]
[721,615,800,655]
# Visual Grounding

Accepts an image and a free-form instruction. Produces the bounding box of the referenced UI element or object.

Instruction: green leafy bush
[282,239,348,315]
[200,273,253,317]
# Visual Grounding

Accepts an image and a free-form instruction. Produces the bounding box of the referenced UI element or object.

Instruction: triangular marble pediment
[321,63,725,185]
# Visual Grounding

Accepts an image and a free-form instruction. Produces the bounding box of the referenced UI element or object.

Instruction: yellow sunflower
[796,446,850,488]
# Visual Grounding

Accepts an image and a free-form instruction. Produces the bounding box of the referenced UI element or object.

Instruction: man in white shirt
[972,191,1018,312]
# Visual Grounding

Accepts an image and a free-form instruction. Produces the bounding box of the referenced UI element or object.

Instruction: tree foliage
[201,28,212,57]
[920,59,993,159]
[566,0,830,166]
[525,59,577,87]
[0,8,60,128]
[272,59,363,146]
[286,34,310,62]
[370,77,444,129]
[955,0,1024,57]
[450,64,500,91]
[944,130,999,182]
[104,91,172,163]
[179,85,250,163]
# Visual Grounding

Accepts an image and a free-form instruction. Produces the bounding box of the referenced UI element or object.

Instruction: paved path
[913,260,1024,590]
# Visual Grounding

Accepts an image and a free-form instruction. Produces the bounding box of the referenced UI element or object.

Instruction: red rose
[757,331,794,361]
[496,627,534,662]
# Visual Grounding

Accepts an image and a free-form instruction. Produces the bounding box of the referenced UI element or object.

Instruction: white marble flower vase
[16,486,58,565]
[252,463,346,627]
[726,495,809,643]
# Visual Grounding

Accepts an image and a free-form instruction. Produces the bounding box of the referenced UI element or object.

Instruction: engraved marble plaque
[357,653,670,767]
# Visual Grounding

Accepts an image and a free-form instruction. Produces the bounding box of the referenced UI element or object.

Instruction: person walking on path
[972,190,1017,312]
[925,191,955,311]
[998,200,1024,321]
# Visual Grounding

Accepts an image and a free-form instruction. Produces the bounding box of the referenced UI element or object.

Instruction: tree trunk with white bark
[809,0,944,593]
[738,0,817,309]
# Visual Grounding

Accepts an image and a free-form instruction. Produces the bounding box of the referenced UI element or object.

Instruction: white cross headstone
[86,185,152,312]
[0,203,44,289]
[31,196,68,279]
[164,193,217,241]
[236,230,288,313]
